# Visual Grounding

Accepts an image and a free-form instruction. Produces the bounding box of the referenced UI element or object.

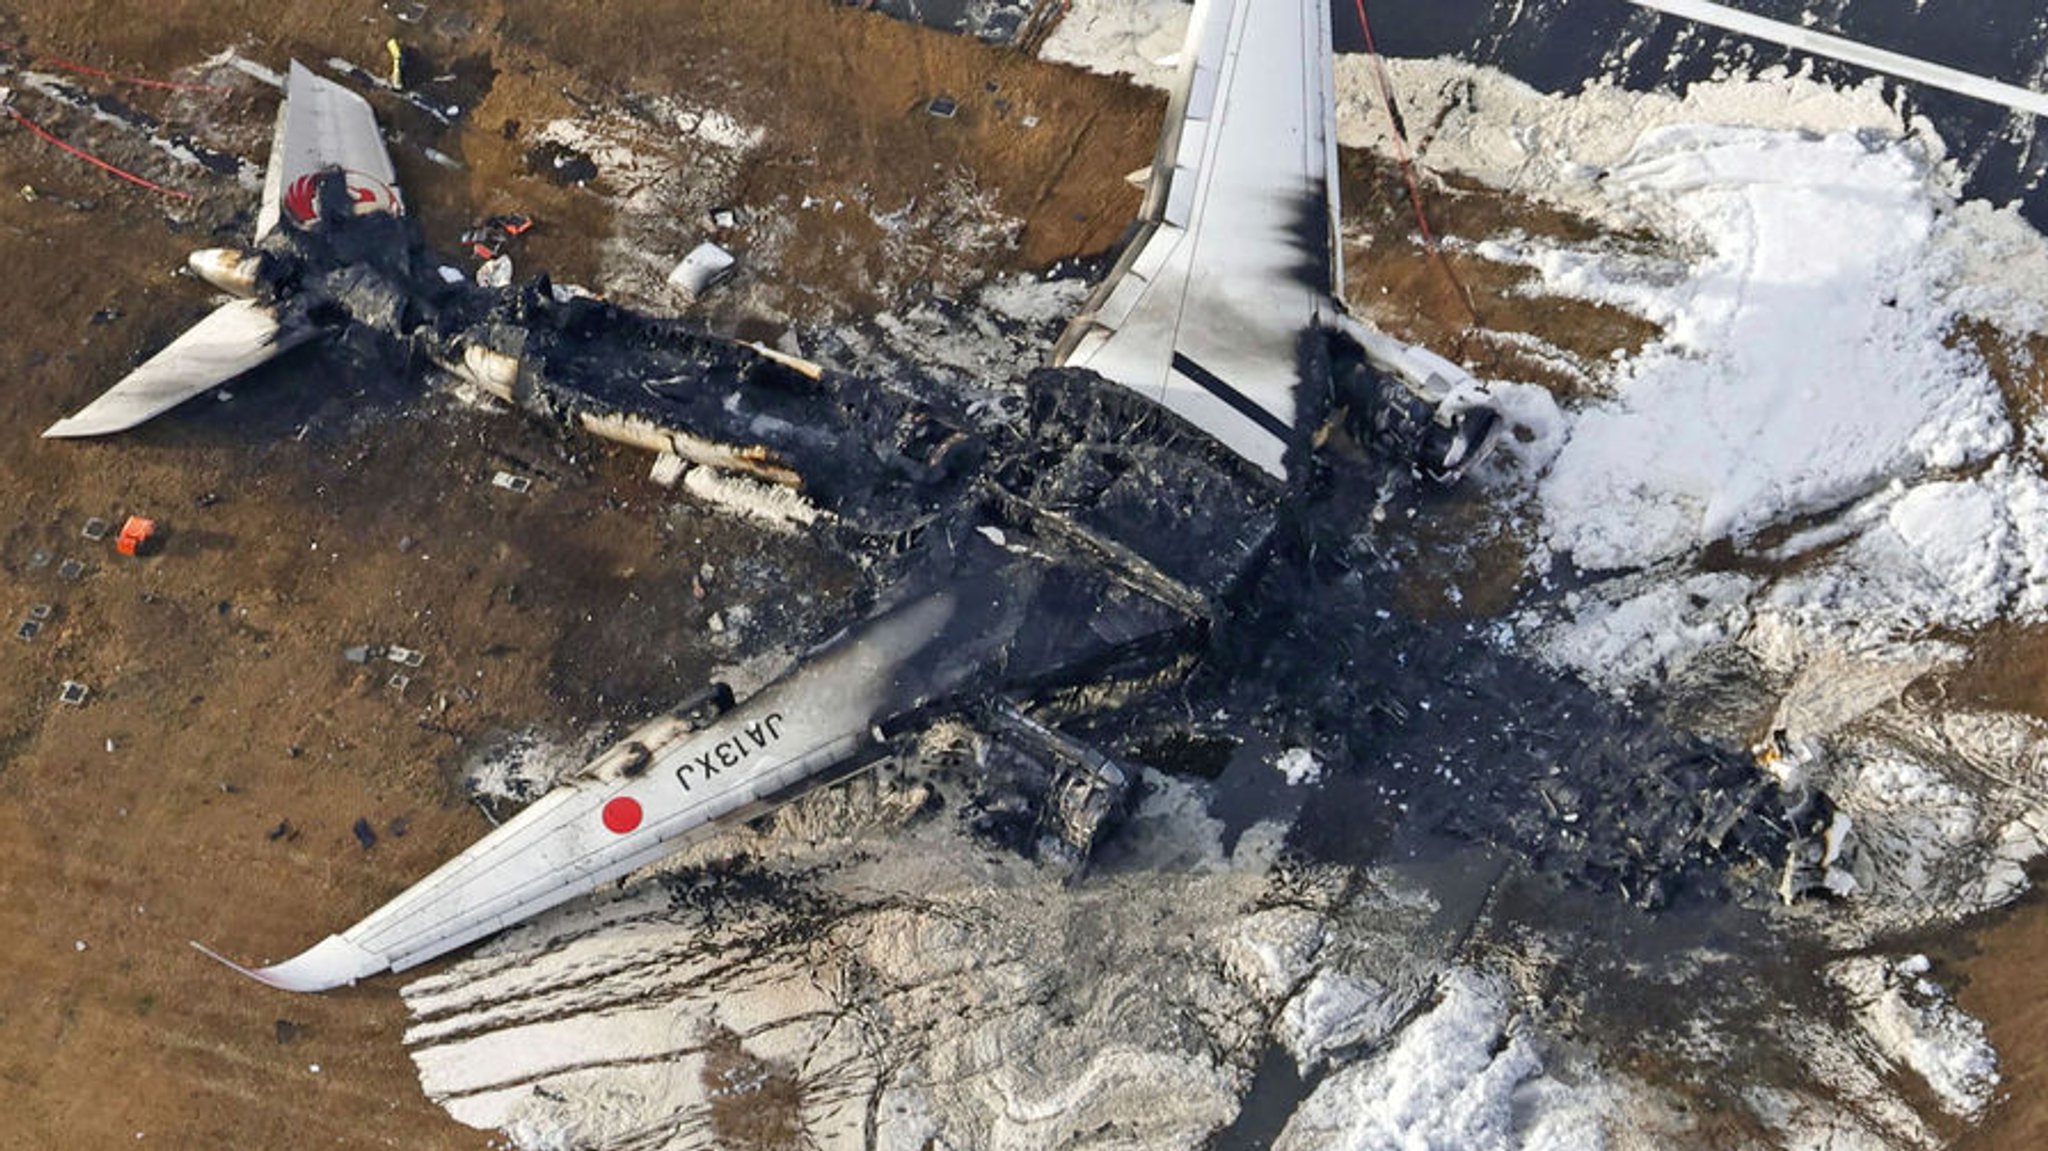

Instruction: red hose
[1351,0,1477,323]
[7,106,193,199]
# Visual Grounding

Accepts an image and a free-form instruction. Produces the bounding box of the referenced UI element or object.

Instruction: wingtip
[189,935,383,993]
[189,939,284,987]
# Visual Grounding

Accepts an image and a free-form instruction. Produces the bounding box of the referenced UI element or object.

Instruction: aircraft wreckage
[43,0,1844,991]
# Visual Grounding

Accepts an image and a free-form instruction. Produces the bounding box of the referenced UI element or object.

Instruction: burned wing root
[444,286,987,537]
[989,368,1286,618]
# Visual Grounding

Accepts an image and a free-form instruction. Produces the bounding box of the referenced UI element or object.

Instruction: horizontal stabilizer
[43,299,308,438]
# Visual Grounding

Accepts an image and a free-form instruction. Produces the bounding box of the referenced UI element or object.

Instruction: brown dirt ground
[1955,877,2048,1151]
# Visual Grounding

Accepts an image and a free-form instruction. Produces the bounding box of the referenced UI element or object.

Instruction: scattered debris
[1020,114,1040,129]
[274,1018,305,1045]
[28,550,50,569]
[526,140,597,185]
[352,817,378,850]
[16,619,40,642]
[462,213,535,260]
[267,820,297,842]
[28,604,52,621]
[490,470,532,494]
[927,96,960,119]
[58,680,89,706]
[666,241,737,299]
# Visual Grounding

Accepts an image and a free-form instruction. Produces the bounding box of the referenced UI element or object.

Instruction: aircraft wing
[42,299,311,438]
[1053,0,1341,483]
[255,60,404,239]
[198,591,975,991]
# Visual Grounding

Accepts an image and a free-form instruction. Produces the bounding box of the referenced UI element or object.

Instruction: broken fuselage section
[208,362,1282,989]
[176,0,1515,991]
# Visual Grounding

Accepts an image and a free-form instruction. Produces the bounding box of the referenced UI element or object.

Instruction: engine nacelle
[187,248,267,298]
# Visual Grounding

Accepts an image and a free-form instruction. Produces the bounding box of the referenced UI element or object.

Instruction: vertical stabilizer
[255,61,404,240]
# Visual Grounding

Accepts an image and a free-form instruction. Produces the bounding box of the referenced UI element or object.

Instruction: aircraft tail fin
[1054,0,1340,483]
[255,61,404,240]
[43,299,311,438]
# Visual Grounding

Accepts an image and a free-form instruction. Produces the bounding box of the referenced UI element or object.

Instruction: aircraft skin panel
[212,593,969,991]
[255,61,404,240]
[42,299,305,438]
[1054,0,1338,482]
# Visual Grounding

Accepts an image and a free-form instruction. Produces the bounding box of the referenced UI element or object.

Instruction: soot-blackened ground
[1129,446,1811,915]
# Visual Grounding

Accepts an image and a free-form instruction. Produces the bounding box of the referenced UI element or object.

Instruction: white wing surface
[198,594,964,991]
[1054,0,1341,481]
[42,299,308,438]
[255,60,404,240]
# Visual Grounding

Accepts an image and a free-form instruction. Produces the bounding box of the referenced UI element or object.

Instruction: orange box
[115,516,156,557]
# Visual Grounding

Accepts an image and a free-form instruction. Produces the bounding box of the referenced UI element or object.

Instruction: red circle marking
[283,170,402,224]
[601,796,643,835]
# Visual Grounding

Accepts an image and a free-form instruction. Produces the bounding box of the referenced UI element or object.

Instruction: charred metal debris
[220,202,1841,906]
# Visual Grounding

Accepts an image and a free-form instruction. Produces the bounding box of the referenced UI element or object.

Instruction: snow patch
[1534,571,1755,694]
[1527,125,2007,570]
[1038,0,1191,90]
[1274,968,1613,1151]
[1768,460,2048,636]
[1830,955,1999,1120]
[1278,968,1405,1075]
